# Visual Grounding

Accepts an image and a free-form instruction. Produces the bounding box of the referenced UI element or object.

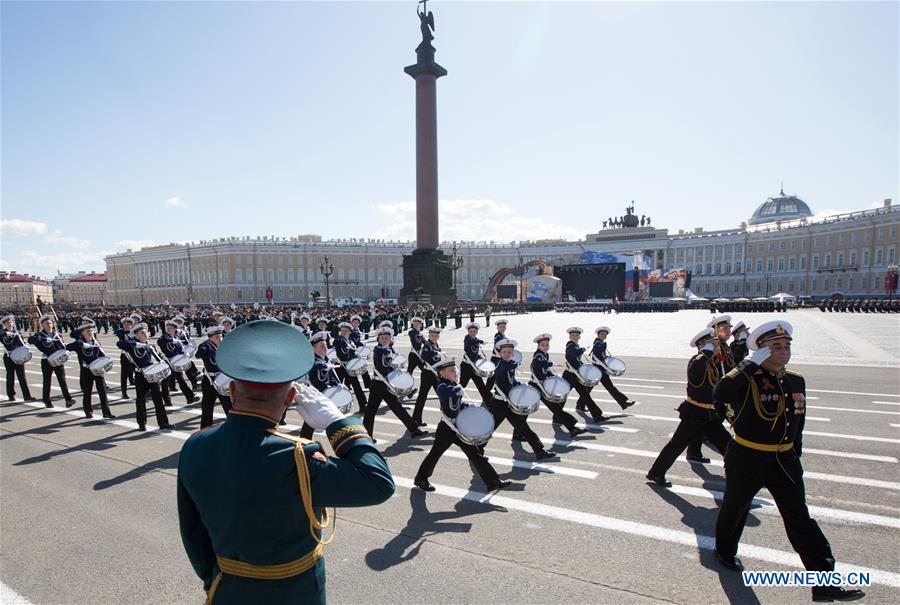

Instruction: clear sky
[2,0,897,278]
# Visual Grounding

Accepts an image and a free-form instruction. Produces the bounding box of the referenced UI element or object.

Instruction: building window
[876,249,883,265]
[863,250,869,266]
[837,252,844,266]
[813,237,818,248]
[778,258,784,271]
[812,278,817,291]
[850,251,856,266]
[826,236,831,247]
[705,283,710,294]
[779,241,785,250]
[715,263,721,274]
[735,261,742,273]
[837,277,842,289]
[789,258,795,271]
[877,228,884,240]
[801,239,807,249]
[768,242,775,251]
[756,260,762,272]
[848,277,854,290]
[800,256,807,270]
[838,234,844,245]
[235,255,242,265]
[706,263,712,274]
[824,254,831,268]
[755,281,761,293]
[767,259,774,272]
[790,240,796,250]
[725,262,731,273]
[813,255,819,269]
[889,248,896,264]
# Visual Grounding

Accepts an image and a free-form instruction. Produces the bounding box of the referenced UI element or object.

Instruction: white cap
[219,316,234,325]
[338,322,352,329]
[120,316,134,325]
[1,314,14,324]
[495,319,508,325]
[465,322,480,330]
[132,322,149,333]
[350,315,362,322]
[39,314,53,323]
[533,333,552,343]
[309,331,330,344]
[410,317,424,324]
[595,326,611,335]
[376,327,394,337]
[731,320,748,335]
[748,321,793,351]
[165,319,178,328]
[496,338,518,349]
[690,328,715,348]
[427,326,442,333]
[707,315,733,329]
[433,356,457,371]
[567,327,583,335]
[205,325,224,337]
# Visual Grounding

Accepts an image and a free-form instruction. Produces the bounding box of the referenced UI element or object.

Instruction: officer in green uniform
[713,321,864,603]
[177,320,395,605]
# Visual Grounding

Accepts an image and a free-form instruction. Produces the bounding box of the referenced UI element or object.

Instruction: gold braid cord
[749,378,784,430]
[293,442,337,546]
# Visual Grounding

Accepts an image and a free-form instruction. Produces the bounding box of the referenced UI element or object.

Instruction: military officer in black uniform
[114,316,137,401]
[67,321,114,419]
[646,327,732,487]
[530,333,585,437]
[561,327,607,422]
[194,325,232,428]
[178,319,395,605]
[687,315,736,464]
[712,321,865,603]
[27,314,76,407]
[1,314,34,401]
[459,322,493,404]
[729,320,750,363]
[412,326,443,425]
[490,338,557,461]
[415,356,511,493]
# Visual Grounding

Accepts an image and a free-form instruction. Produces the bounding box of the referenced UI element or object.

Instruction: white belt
[492,387,510,402]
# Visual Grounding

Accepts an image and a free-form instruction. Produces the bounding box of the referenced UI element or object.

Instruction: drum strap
[491,387,509,402]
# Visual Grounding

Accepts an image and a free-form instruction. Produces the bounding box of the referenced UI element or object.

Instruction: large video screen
[648,281,675,298]
[496,285,518,300]
[557,263,627,300]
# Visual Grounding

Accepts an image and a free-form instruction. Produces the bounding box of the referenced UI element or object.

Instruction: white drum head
[10,346,32,365]
[356,345,372,359]
[47,349,70,367]
[345,358,367,375]
[579,364,603,381]
[387,370,415,391]
[213,373,233,396]
[509,384,541,406]
[474,359,495,374]
[605,356,627,375]
[544,376,571,397]
[456,406,494,440]
[323,385,353,412]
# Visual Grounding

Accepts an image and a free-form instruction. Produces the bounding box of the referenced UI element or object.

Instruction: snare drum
[389,354,407,370]
[344,357,367,377]
[576,364,603,387]
[9,346,32,365]
[213,373,233,397]
[143,361,172,384]
[47,349,70,368]
[88,356,114,376]
[541,375,572,404]
[323,385,354,414]
[326,348,339,363]
[385,370,415,397]
[473,358,496,378]
[598,356,627,377]
[507,383,541,415]
[454,406,494,446]
[168,353,193,372]
[182,344,196,358]
[356,345,372,360]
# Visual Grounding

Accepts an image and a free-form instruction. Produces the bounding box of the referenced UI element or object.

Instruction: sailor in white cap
[414,356,511,493]
[27,314,76,407]
[219,316,236,335]
[411,326,443,425]
[348,315,372,389]
[66,321,114,419]
[646,327,732,488]
[590,326,636,410]
[333,322,367,414]
[459,322,493,404]
[114,316,137,401]
[529,333,586,437]
[363,327,429,440]
[729,320,750,363]
[195,325,231,428]
[159,320,200,405]
[711,321,863,602]
[406,316,426,379]
[294,313,312,338]
[172,317,200,390]
[490,338,558,461]
[561,327,607,422]
[484,318,511,394]
[117,323,173,431]
[2,314,35,402]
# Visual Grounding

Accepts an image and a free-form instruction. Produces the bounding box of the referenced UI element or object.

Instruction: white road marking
[390,477,900,588]
[873,400,900,406]
[800,448,897,463]
[810,405,900,416]
[0,581,35,605]
[803,430,900,444]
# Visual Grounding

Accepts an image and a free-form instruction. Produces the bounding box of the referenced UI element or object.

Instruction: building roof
[748,188,813,226]
[70,273,107,283]
[0,272,50,285]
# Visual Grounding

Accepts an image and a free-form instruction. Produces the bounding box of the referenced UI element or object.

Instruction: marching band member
[194,325,231,428]
[414,356,510,493]
[334,322,367,414]
[296,313,313,338]
[219,316,235,335]
[27,314,76,408]
[349,315,372,389]
[412,326,443,425]
[363,327,428,440]
[712,321,864,602]
[114,316,137,401]
[406,316,426,376]
[646,328,732,487]
[315,317,332,347]
[173,315,200,390]
[530,333,586,437]
[591,327,636,409]
[561,327,607,422]
[2,314,35,401]
[159,320,201,404]
[66,321,114,419]
[117,323,174,431]
[485,318,508,392]
[305,331,341,439]
[458,322,493,403]
[490,338,557,461]
[729,321,750,363]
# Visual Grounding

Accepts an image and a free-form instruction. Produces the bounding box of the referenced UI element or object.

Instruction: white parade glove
[293,382,345,430]
[82,342,95,349]
[453,384,465,396]
[749,346,771,365]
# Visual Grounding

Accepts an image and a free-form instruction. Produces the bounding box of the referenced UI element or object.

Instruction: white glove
[293,382,345,430]
[452,384,465,396]
[749,346,771,365]
[82,342,96,349]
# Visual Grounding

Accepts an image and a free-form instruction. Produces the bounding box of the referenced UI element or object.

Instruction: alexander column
[400,0,455,306]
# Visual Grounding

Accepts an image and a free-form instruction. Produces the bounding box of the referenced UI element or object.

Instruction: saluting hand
[293,382,346,430]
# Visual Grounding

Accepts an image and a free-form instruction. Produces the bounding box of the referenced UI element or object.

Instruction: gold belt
[206,544,324,604]
[685,396,715,410]
[734,434,794,453]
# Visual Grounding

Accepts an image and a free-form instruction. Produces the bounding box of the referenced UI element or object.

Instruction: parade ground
[1,310,898,604]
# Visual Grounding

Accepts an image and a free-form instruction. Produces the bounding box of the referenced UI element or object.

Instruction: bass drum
[10,346,32,365]
[323,385,354,414]
[454,406,494,446]
[344,357,367,377]
[213,373,233,397]
[507,383,541,415]
[576,364,603,387]
[47,349,70,368]
[541,375,572,404]
[143,361,172,384]
[385,370,415,397]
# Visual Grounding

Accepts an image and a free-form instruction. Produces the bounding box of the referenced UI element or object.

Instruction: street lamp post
[319,256,334,306]
[449,242,464,291]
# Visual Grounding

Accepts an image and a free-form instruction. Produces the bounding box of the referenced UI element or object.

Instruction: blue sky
[2,0,897,278]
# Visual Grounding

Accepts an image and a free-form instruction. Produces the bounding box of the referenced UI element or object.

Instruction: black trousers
[407,351,424,375]
[529,381,578,431]
[166,370,195,401]
[416,421,499,486]
[184,362,200,388]
[135,372,170,428]
[647,404,731,477]
[199,375,231,428]
[4,354,32,399]
[716,444,835,571]
[337,366,368,413]
[459,362,493,403]
[562,370,604,418]
[41,358,72,404]
[361,370,371,389]
[79,367,110,416]
[488,396,545,455]
[598,370,629,406]
[119,353,135,398]
[363,380,419,437]
[413,369,438,423]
